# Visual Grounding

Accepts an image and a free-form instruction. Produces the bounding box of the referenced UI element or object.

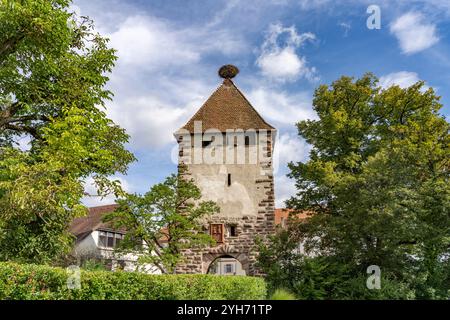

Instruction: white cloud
[379,71,421,89]
[68,4,81,17]
[338,22,351,37]
[108,15,245,71]
[108,16,200,69]
[95,13,245,150]
[298,0,332,10]
[72,4,317,155]
[275,174,296,208]
[107,93,201,149]
[390,12,439,54]
[273,132,310,174]
[256,23,317,82]
[273,133,311,207]
[82,176,131,207]
[248,87,316,125]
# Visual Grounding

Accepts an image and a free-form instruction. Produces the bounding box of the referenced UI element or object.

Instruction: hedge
[0,262,267,300]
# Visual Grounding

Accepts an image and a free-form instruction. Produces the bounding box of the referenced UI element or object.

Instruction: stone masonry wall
[174,131,275,276]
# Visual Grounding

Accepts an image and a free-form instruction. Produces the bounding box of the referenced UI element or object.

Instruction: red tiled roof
[274,208,309,225]
[179,79,275,133]
[70,204,167,243]
[69,204,120,241]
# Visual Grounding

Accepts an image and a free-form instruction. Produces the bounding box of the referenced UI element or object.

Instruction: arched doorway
[206,255,246,275]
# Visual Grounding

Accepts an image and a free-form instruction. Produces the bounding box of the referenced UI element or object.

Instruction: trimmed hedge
[0,262,266,300]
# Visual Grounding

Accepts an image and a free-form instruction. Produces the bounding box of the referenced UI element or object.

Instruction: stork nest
[218,65,239,79]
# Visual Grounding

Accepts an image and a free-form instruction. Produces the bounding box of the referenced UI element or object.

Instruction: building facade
[69,204,160,273]
[174,65,276,276]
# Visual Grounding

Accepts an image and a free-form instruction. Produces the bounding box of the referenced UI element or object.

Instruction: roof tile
[179,79,274,133]
[69,204,120,239]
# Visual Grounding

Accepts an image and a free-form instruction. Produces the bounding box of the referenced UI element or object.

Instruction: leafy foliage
[0,261,266,300]
[269,289,297,300]
[0,1,135,263]
[260,74,450,299]
[103,167,220,274]
[259,235,416,299]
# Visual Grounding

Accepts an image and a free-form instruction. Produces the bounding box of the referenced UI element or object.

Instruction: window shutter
[210,223,224,243]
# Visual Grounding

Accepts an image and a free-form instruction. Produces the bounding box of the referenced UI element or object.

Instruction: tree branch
[0,33,26,65]
[4,123,40,139]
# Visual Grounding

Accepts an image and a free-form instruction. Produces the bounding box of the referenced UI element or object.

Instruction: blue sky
[73,0,450,207]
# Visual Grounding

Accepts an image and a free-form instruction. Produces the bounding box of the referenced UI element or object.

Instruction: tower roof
[178,77,275,133]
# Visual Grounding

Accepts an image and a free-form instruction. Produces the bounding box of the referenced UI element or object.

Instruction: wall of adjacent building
[73,230,161,274]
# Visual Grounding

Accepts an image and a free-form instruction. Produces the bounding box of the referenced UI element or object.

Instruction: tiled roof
[69,204,167,243]
[274,208,309,225]
[69,204,120,241]
[179,79,275,133]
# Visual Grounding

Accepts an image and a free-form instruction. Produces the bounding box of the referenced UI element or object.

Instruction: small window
[230,225,237,237]
[226,135,238,147]
[224,264,233,274]
[202,140,212,148]
[227,225,237,237]
[227,174,231,186]
[245,136,250,146]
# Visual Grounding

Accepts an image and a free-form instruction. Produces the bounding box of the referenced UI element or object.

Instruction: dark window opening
[227,135,238,147]
[245,136,250,146]
[224,264,233,274]
[202,140,212,148]
[227,173,231,186]
[107,233,115,247]
[228,225,237,237]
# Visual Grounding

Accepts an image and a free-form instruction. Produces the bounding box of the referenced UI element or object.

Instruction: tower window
[245,136,250,146]
[226,135,238,147]
[227,224,237,237]
[227,173,231,186]
[202,140,212,148]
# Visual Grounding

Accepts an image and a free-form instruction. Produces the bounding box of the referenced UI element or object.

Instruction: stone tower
[174,65,276,276]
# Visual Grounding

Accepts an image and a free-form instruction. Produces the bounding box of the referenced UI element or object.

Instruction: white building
[69,204,160,274]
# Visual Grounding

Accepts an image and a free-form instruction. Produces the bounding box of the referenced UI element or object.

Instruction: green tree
[103,168,219,274]
[260,74,450,299]
[0,1,134,263]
